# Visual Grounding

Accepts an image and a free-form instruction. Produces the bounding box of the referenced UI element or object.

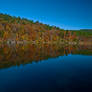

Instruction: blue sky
[0,0,92,30]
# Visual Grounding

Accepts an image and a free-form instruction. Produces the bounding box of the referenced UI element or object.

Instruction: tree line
[0,13,92,43]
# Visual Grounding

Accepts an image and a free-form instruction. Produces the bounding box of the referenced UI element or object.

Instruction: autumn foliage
[0,13,92,43]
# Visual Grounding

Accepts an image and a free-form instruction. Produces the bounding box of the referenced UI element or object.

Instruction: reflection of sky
[0,0,92,30]
[0,55,92,92]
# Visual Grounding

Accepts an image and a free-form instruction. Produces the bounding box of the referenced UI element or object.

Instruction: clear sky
[0,0,92,30]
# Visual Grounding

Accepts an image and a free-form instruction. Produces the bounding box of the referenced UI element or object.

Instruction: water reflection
[0,43,92,69]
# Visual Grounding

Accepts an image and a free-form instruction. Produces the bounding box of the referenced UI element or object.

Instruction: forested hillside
[0,13,92,44]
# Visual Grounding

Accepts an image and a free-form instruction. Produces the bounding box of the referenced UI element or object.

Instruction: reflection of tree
[0,44,92,69]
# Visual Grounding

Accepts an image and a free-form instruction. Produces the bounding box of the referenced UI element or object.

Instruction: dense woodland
[0,13,92,44]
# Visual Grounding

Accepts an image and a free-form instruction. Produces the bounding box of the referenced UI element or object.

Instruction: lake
[0,44,92,92]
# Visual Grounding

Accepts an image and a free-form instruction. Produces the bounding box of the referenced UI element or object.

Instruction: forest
[0,13,92,44]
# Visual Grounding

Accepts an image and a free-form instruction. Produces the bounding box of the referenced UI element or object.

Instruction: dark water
[0,44,92,92]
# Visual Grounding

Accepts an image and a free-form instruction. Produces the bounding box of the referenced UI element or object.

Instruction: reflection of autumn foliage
[0,44,92,69]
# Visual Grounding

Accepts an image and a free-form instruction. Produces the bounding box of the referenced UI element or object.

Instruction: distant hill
[80,29,92,32]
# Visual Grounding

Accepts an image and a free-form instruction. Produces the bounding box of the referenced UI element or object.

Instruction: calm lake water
[0,44,92,92]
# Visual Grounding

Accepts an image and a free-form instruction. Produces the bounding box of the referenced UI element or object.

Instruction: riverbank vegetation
[0,13,92,44]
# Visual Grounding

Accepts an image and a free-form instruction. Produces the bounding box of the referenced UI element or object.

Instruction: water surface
[0,44,92,92]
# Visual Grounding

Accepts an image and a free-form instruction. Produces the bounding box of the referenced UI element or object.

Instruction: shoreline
[0,40,92,45]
